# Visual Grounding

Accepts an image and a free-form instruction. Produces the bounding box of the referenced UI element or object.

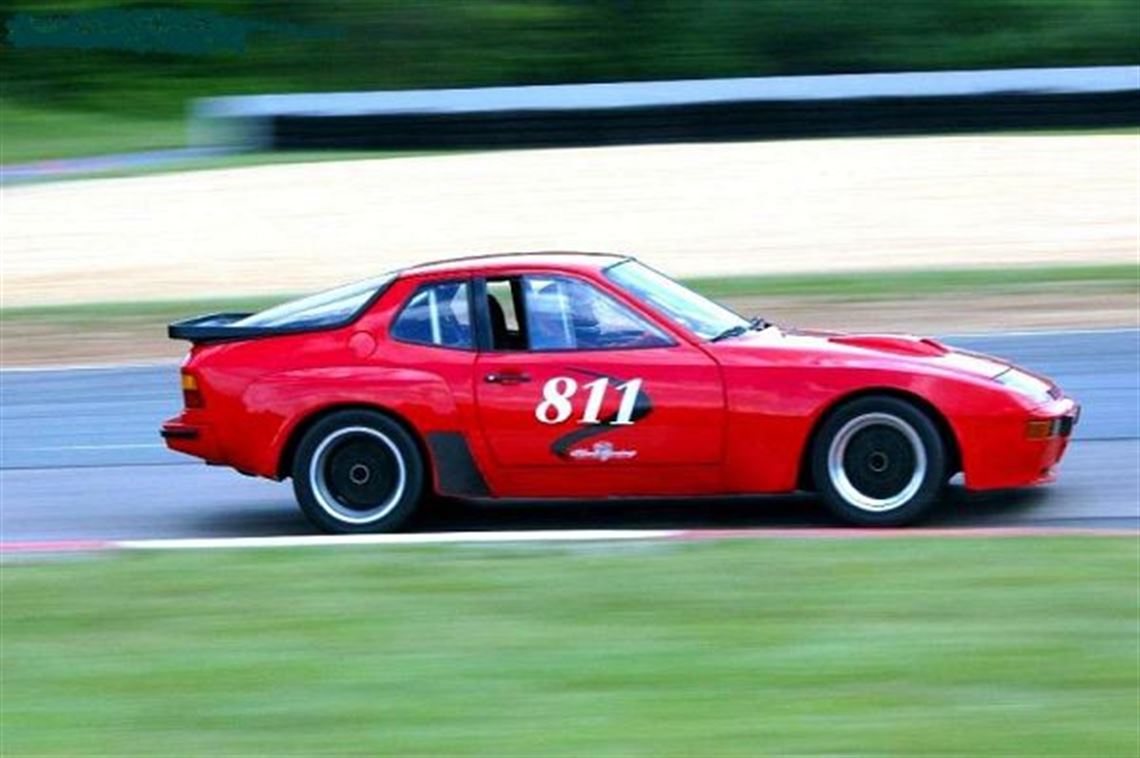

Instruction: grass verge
[2,264,1137,325]
[2,537,1137,755]
[5,149,466,183]
[688,263,1140,300]
[0,99,456,170]
[0,100,187,165]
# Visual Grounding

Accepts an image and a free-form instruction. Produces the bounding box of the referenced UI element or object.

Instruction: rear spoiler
[168,313,259,344]
[168,312,358,344]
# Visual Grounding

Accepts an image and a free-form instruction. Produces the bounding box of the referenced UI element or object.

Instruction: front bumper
[963,397,1080,490]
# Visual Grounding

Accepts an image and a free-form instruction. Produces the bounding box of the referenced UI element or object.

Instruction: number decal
[535,376,577,424]
[579,378,608,425]
[612,378,643,426]
[535,376,644,425]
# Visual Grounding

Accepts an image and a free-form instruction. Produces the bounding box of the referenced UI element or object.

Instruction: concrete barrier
[190,66,1140,150]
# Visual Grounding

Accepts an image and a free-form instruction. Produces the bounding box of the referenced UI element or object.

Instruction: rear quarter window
[390,281,473,349]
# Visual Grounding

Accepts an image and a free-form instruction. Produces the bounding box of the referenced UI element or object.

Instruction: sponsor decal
[568,441,638,462]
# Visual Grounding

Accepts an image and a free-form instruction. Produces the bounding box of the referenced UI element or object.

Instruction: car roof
[401,251,631,278]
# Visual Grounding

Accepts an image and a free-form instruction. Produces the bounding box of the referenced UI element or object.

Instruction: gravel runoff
[2,134,1137,307]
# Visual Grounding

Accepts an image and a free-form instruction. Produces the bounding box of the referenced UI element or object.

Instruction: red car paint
[162,253,1077,501]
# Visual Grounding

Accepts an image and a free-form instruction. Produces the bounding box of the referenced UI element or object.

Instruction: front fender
[721,362,1024,493]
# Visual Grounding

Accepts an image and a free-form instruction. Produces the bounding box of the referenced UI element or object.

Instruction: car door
[473,272,725,495]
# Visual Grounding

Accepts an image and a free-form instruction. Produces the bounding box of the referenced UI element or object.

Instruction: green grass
[8,148,466,183]
[0,294,296,324]
[989,126,1140,138]
[0,100,187,164]
[0,100,454,168]
[104,149,452,176]
[2,264,1136,326]
[2,538,1136,755]
[689,263,1140,300]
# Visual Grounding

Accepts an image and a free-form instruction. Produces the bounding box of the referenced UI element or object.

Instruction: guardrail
[191,66,1140,151]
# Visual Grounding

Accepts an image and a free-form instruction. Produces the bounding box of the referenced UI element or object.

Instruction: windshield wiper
[709,325,749,343]
[748,316,771,331]
[710,317,772,343]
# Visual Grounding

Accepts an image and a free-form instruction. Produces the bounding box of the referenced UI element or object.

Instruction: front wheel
[810,396,946,526]
[291,410,425,533]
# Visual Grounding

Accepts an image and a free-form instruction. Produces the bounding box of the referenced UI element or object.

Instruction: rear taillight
[181,371,204,408]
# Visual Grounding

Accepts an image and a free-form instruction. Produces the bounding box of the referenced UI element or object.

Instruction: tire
[291,410,425,533]
[810,396,946,527]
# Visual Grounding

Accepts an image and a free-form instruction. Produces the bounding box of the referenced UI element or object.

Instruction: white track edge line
[115,529,682,550]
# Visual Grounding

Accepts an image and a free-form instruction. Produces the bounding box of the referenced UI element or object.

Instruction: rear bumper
[161,416,223,463]
[963,398,1080,490]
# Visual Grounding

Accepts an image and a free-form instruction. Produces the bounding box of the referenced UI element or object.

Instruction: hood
[715,327,1009,378]
[824,332,1009,377]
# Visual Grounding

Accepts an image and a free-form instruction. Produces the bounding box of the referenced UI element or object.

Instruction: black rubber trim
[426,432,491,497]
[160,427,200,440]
[470,277,493,351]
[167,312,256,342]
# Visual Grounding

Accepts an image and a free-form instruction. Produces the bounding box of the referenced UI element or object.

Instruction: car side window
[391,281,473,349]
[522,275,672,351]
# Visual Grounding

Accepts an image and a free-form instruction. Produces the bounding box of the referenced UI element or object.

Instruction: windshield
[605,260,749,340]
[235,273,395,329]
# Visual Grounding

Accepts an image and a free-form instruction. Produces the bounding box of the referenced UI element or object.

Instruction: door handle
[484,371,531,385]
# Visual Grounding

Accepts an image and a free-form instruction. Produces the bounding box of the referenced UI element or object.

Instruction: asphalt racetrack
[2,330,1137,542]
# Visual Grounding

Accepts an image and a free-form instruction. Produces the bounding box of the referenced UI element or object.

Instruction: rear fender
[228,367,462,478]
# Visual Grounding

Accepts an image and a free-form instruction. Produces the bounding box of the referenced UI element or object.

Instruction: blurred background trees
[3,0,1138,116]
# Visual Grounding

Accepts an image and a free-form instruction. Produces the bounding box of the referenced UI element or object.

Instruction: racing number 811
[535,377,643,426]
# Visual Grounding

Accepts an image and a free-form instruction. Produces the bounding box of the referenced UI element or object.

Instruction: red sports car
[162,253,1078,531]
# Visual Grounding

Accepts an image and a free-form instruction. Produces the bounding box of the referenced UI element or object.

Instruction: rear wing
[167,313,260,344]
[167,312,367,344]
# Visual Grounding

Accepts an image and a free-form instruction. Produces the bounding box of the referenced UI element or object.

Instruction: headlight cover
[995,368,1053,404]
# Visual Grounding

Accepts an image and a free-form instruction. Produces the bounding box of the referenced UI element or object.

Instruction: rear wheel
[291,410,424,533]
[810,396,946,526]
